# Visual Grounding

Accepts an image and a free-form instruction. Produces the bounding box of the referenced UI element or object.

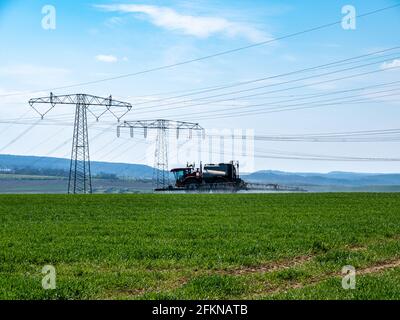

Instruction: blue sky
[0,0,399,172]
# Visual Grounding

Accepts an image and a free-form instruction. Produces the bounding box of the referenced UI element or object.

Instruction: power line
[131,47,400,109]
[3,60,396,124]
[93,136,131,160]
[3,118,400,143]
[24,126,70,155]
[106,139,144,163]
[211,148,400,162]
[20,121,115,171]
[203,128,400,143]
[134,56,400,115]
[0,119,41,153]
[253,148,400,162]
[180,91,400,121]
[1,3,399,98]
[157,81,400,120]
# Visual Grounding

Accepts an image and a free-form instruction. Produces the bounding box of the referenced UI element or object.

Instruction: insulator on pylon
[117,127,120,138]
[144,127,148,138]
[189,129,192,140]
[28,93,132,194]
[130,127,134,138]
[176,128,180,139]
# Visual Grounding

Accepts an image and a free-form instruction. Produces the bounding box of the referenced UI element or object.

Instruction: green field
[0,193,400,300]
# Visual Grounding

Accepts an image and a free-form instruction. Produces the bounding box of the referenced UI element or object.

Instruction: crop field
[0,178,153,194]
[0,193,400,300]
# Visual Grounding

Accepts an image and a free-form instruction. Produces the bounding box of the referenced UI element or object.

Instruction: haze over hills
[0,154,155,179]
[245,170,400,187]
[1,154,400,189]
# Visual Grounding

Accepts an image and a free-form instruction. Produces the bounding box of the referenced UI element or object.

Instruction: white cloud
[95,4,269,43]
[95,54,118,63]
[381,59,400,70]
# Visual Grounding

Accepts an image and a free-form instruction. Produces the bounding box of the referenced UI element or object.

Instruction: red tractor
[170,161,245,191]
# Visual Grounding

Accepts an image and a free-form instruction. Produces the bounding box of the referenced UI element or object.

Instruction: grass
[0,177,153,194]
[0,193,399,299]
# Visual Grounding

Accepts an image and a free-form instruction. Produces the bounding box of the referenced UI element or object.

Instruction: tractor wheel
[187,183,199,190]
[184,178,200,190]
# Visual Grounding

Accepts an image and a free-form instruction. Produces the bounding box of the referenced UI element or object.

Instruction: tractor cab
[171,163,202,188]
[171,167,193,183]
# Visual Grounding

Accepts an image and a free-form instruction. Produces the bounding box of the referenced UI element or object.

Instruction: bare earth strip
[256,258,400,297]
[359,259,400,275]
[113,255,400,298]
[110,236,400,299]
[216,255,314,276]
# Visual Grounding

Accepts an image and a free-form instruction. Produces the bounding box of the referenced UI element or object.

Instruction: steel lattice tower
[29,93,132,194]
[154,121,169,189]
[118,119,204,190]
[69,96,92,193]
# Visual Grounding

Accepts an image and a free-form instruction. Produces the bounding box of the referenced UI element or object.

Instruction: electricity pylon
[29,93,132,194]
[118,119,204,190]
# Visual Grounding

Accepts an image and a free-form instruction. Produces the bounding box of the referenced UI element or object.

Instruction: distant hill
[246,170,400,186]
[0,154,155,179]
[1,154,400,188]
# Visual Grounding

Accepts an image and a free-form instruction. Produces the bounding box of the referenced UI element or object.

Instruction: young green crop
[0,193,399,299]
